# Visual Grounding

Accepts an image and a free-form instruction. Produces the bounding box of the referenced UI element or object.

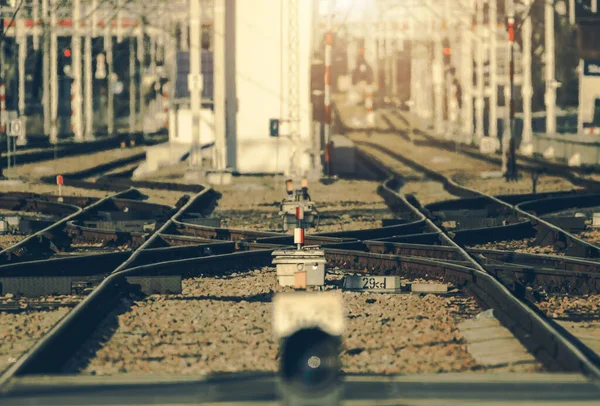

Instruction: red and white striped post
[294,206,304,250]
[56,174,64,201]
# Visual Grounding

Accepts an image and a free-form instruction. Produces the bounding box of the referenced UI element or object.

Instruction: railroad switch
[272,247,326,288]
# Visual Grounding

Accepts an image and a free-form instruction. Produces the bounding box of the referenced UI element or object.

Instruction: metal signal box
[272,248,326,287]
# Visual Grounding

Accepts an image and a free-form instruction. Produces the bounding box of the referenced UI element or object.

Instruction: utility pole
[72,0,83,142]
[443,0,456,139]
[461,0,474,144]
[288,0,300,178]
[129,38,136,134]
[50,0,58,144]
[545,0,556,135]
[105,17,114,135]
[475,0,485,144]
[521,0,533,154]
[324,0,334,177]
[33,0,39,51]
[84,0,95,140]
[214,0,226,170]
[149,35,157,129]
[505,0,518,179]
[17,12,26,147]
[42,0,50,136]
[225,0,236,169]
[189,0,202,168]
[391,26,398,103]
[433,31,444,136]
[489,0,498,142]
[137,24,144,134]
[117,0,123,43]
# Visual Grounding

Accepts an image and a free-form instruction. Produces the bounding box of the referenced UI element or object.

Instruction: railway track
[335,113,600,375]
[2,125,600,400]
[1,133,167,175]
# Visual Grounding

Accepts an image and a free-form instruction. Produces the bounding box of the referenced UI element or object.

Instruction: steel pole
[545,0,556,135]
[129,38,136,135]
[17,15,26,147]
[324,0,334,177]
[506,0,517,179]
[461,0,474,143]
[434,32,444,136]
[214,0,226,170]
[189,0,202,168]
[105,21,114,136]
[32,0,39,51]
[489,0,498,142]
[521,0,533,153]
[50,0,58,144]
[42,0,50,136]
[475,0,485,144]
[137,25,144,135]
[72,0,83,142]
[84,0,95,140]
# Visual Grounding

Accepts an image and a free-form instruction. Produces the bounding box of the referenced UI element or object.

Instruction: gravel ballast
[335,101,578,198]
[536,294,600,355]
[208,176,392,233]
[0,294,81,374]
[467,238,565,255]
[348,132,578,197]
[0,234,29,249]
[64,267,541,376]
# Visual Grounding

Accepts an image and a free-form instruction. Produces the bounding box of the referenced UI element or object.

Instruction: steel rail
[0,186,219,383]
[0,190,175,265]
[4,129,600,389]
[360,142,600,259]
[360,107,600,189]
[356,144,600,380]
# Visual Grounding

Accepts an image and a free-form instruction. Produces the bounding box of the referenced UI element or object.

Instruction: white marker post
[56,174,63,202]
[294,206,304,251]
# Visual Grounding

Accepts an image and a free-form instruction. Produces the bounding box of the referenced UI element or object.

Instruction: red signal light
[63,49,71,57]
[443,48,451,56]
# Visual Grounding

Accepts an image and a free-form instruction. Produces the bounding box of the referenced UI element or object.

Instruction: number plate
[273,292,344,339]
[342,275,401,292]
